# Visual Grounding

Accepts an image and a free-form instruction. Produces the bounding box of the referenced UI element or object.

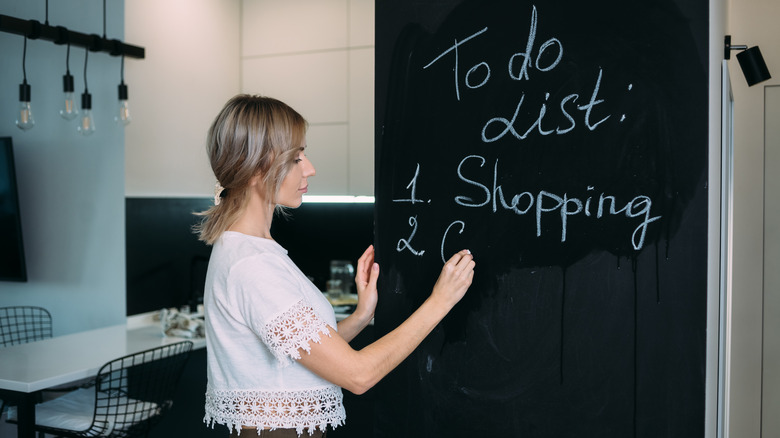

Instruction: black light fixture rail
[0,14,144,59]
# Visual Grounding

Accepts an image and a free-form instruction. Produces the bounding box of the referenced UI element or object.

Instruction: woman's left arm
[336,245,378,342]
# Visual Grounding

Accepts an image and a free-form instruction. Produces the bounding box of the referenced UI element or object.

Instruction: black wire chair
[22,341,193,438]
[0,306,54,427]
[0,306,53,347]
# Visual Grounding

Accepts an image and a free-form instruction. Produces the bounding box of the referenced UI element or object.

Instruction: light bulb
[115,83,131,125]
[59,73,78,120]
[17,102,34,131]
[79,109,96,135]
[16,82,34,131]
[77,92,96,136]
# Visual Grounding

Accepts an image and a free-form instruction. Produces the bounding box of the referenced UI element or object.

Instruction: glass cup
[326,279,344,301]
[329,260,355,296]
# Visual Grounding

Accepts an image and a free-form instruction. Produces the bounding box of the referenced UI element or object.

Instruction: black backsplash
[126,197,375,316]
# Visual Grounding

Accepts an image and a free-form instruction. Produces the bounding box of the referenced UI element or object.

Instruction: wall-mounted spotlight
[725,35,772,86]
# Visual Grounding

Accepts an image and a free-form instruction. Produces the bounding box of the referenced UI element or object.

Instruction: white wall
[762,84,780,437]
[125,0,373,198]
[726,0,780,436]
[239,0,374,196]
[0,1,126,335]
[125,0,373,197]
[124,0,240,196]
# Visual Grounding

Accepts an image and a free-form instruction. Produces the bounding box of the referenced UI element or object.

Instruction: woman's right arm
[297,249,474,395]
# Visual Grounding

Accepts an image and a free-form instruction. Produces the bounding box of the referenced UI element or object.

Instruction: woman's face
[276,146,316,208]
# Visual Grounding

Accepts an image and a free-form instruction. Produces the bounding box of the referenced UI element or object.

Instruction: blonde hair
[194,95,307,245]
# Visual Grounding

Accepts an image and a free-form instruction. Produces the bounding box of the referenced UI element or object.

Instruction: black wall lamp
[725,35,772,86]
[2,0,143,134]
[0,14,144,59]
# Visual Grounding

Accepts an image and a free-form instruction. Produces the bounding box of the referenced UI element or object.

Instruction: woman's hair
[194,95,308,245]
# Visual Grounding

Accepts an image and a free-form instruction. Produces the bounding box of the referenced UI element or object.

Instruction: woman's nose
[305,156,316,177]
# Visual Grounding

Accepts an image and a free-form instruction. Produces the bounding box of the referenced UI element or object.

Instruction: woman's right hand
[300,248,475,395]
[430,250,475,308]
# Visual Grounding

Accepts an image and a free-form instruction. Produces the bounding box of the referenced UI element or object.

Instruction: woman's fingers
[432,250,475,307]
[355,245,375,287]
[368,262,379,288]
[444,250,474,278]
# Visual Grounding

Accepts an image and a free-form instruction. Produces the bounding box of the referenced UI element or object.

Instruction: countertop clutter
[153,293,362,330]
[327,293,359,321]
[159,307,205,339]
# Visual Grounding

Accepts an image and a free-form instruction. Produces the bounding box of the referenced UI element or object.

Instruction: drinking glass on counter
[326,279,344,300]
[328,260,354,300]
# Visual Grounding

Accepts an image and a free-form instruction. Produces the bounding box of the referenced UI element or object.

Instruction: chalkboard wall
[374,1,708,437]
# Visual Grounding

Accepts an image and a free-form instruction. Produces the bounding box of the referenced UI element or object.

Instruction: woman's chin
[278,198,303,209]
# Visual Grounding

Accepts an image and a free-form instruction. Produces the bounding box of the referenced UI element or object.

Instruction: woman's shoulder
[214,233,295,281]
[220,231,286,251]
[215,232,286,261]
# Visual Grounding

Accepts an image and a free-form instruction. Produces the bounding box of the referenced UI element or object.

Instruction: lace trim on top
[204,386,345,435]
[260,299,331,366]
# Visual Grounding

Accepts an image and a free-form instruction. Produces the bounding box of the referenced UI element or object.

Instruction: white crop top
[203,231,345,435]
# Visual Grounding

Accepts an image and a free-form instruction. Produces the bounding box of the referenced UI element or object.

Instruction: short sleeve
[228,253,331,366]
[260,299,331,366]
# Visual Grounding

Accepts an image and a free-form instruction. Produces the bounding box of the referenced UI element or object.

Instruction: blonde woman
[197,95,475,437]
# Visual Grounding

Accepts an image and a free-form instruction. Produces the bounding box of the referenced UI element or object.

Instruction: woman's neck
[228,196,275,239]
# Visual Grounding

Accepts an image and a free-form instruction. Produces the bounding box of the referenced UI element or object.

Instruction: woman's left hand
[354,245,379,320]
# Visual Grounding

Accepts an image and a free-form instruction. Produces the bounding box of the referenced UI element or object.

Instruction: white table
[0,322,206,438]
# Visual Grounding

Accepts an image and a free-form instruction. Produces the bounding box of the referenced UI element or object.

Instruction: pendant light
[60,43,78,120]
[115,55,131,125]
[77,48,95,136]
[16,36,35,131]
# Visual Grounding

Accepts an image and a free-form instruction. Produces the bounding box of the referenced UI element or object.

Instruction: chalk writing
[393,4,656,263]
[392,154,660,260]
[397,216,425,256]
[393,163,429,204]
[620,84,633,122]
[423,27,489,101]
[506,5,563,81]
[441,220,466,263]
[481,67,609,142]
[455,154,661,250]
[423,5,618,143]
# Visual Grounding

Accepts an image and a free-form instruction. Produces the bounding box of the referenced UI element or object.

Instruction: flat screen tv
[0,137,27,282]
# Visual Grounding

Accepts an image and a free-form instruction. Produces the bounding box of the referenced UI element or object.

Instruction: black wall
[374,1,709,437]
[126,198,374,315]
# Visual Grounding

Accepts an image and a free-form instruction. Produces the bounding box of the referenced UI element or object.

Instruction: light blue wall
[0,1,126,335]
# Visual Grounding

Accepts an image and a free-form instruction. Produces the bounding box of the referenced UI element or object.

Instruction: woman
[196,95,475,437]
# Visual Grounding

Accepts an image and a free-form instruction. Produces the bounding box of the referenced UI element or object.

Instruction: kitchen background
[0,0,778,436]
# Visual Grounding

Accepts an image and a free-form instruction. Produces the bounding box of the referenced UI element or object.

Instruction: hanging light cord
[22,36,28,85]
[65,42,71,74]
[120,55,125,84]
[83,48,89,92]
[45,0,49,25]
[103,0,107,38]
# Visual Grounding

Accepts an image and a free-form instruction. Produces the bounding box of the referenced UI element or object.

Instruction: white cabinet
[240,0,375,196]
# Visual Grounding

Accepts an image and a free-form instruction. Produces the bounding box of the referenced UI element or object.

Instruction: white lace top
[203,232,345,435]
